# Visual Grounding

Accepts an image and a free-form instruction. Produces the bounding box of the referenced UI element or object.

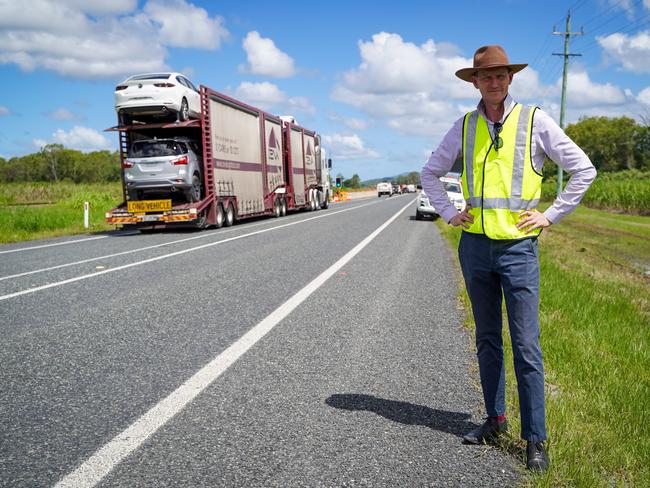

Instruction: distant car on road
[122,137,203,203]
[115,72,201,125]
[377,182,393,197]
[392,184,401,195]
[415,174,465,220]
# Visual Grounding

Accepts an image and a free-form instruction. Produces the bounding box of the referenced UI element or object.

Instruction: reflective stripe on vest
[461,103,542,240]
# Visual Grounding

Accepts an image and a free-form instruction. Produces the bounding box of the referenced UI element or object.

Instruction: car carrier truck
[105,85,331,229]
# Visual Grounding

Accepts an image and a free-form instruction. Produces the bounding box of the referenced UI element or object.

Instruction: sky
[0,0,649,180]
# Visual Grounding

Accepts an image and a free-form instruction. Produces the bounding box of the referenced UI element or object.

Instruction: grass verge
[0,182,123,243]
[436,206,650,487]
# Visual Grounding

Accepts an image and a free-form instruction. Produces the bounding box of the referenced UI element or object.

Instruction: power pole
[553,10,583,197]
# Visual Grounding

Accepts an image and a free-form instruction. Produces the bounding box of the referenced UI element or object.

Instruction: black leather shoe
[526,441,549,471]
[463,417,508,444]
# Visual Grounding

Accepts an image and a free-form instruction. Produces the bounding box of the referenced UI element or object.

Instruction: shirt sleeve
[533,109,597,224]
[421,117,464,223]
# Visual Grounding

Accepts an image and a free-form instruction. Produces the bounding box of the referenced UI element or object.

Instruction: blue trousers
[458,231,546,442]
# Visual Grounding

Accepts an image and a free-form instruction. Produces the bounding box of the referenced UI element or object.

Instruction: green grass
[542,170,650,215]
[0,182,123,243]
[437,207,650,487]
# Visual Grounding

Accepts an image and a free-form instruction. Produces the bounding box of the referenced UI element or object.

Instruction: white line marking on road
[0,199,391,301]
[0,201,378,282]
[54,199,412,488]
[0,235,108,255]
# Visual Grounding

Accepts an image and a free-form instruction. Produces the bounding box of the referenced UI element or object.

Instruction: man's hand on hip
[516,210,551,233]
[450,204,475,229]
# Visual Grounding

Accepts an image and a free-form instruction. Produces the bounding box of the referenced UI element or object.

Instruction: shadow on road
[325,393,479,439]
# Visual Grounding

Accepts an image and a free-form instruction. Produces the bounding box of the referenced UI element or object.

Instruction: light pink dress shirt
[420,95,597,225]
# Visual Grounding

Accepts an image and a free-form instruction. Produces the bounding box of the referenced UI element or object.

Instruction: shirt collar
[477,94,517,124]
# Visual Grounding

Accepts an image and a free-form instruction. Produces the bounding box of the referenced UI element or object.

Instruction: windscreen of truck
[130,140,188,158]
[443,181,462,193]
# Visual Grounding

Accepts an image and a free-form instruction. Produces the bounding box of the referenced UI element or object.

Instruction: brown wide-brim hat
[455,45,527,82]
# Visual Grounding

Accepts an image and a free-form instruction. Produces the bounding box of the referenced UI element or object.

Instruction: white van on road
[377,182,393,197]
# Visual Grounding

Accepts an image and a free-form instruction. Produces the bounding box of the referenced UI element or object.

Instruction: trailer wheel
[224,202,235,227]
[273,198,281,218]
[280,198,287,216]
[215,203,225,228]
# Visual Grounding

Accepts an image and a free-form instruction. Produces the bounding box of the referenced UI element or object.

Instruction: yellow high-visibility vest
[461,103,543,240]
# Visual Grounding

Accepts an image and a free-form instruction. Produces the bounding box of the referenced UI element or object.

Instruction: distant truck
[377,182,393,197]
[106,86,331,229]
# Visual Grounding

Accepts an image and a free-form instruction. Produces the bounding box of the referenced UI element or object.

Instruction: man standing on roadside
[421,45,596,471]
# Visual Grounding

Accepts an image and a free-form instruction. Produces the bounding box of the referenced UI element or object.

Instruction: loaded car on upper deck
[115,72,201,125]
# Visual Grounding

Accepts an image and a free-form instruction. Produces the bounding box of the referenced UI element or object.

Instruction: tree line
[1,116,648,185]
[0,144,121,184]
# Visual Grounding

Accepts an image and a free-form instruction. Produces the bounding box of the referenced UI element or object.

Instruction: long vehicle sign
[127,199,172,213]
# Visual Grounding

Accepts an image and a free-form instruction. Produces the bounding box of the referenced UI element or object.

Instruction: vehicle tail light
[154,83,175,88]
[115,85,128,91]
[172,156,188,165]
[121,159,134,168]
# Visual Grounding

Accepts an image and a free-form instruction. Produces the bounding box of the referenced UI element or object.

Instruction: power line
[575,12,650,53]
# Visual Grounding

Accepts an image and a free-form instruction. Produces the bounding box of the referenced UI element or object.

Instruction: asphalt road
[0,195,520,487]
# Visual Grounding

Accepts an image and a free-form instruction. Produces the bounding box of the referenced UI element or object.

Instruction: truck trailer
[106,85,331,229]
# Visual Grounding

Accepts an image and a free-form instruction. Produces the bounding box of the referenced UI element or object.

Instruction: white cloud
[47,108,84,121]
[58,0,138,15]
[639,87,650,105]
[322,133,379,160]
[34,126,113,151]
[234,82,314,115]
[344,118,370,131]
[333,31,641,140]
[144,0,228,49]
[240,31,296,78]
[609,0,636,18]
[0,0,227,79]
[598,30,650,74]
[0,106,9,115]
[563,69,627,107]
[331,32,496,138]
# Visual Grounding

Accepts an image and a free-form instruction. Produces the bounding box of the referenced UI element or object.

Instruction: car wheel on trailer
[415,209,422,220]
[179,98,189,122]
[120,112,132,126]
[224,202,235,227]
[187,173,201,202]
[215,203,225,228]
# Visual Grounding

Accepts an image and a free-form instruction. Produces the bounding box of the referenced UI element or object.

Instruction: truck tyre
[224,202,235,227]
[215,203,225,228]
[195,211,207,229]
[308,190,314,211]
[281,198,287,216]
[321,191,329,209]
[273,198,281,218]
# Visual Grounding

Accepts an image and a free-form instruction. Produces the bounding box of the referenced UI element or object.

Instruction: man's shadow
[325,393,479,439]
